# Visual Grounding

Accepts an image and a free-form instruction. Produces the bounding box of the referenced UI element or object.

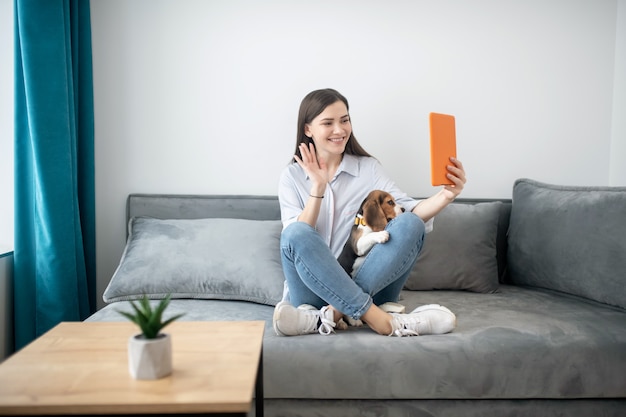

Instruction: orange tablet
[429,112,457,186]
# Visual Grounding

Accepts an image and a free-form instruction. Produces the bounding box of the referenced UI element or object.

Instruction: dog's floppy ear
[362,199,387,232]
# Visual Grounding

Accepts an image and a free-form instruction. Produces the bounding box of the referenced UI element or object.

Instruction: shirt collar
[336,154,360,178]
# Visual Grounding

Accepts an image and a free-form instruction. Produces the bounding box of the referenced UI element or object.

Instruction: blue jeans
[280,212,425,320]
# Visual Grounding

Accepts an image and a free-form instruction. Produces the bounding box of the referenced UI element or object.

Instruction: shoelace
[316,306,336,335]
[390,315,420,337]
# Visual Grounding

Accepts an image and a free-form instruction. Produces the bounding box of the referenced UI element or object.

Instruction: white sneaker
[273,301,337,336]
[389,304,456,337]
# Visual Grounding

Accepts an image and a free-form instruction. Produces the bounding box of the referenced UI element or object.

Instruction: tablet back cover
[429,112,457,186]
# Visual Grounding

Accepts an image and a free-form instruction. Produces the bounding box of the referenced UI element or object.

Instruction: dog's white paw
[336,318,349,330]
[344,315,364,327]
[372,231,390,243]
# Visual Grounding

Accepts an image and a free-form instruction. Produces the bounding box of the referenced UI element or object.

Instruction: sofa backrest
[507,179,626,310]
[126,194,513,284]
[126,194,282,222]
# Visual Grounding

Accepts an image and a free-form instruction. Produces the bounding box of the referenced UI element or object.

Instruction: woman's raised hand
[294,142,330,188]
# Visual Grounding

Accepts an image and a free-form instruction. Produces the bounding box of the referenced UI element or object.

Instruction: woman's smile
[328,136,346,143]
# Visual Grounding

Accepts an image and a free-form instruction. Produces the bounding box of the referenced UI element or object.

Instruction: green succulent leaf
[116,294,185,339]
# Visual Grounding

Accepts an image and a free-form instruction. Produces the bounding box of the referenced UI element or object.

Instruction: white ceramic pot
[128,333,172,380]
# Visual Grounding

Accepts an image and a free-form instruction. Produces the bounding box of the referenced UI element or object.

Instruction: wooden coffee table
[0,321,265,416]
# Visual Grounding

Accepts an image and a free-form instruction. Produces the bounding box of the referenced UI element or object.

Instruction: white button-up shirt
[278,154,433,259]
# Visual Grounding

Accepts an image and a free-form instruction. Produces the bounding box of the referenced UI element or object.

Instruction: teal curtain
[14,0,96,350]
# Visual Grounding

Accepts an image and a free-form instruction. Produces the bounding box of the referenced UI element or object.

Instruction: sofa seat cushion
[87,286,626,401]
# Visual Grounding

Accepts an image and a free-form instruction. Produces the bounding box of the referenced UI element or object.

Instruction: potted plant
[117,294,185,380]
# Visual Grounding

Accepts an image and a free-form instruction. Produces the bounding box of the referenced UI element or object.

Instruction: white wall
[0,0,14,253]
[611,0,626,185]
[0,0,14,359]
[91,0,624,308]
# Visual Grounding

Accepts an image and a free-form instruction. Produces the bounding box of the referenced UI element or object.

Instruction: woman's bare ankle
[328,306,344,324]
[362,305,393,335]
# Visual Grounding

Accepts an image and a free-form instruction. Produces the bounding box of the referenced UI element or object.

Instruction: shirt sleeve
[278,164,305,229]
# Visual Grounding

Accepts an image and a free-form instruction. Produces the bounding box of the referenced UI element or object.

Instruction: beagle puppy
[338,190,405,278]
[335,190,405,329]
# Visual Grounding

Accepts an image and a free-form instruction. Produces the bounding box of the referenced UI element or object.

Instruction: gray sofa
[87,178,626,416]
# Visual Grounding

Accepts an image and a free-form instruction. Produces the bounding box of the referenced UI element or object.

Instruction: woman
[274,88,466,337]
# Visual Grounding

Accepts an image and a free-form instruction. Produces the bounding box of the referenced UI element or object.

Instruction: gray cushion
[405,202,501,293]
[102,217,285,305]
[507,178,626,309]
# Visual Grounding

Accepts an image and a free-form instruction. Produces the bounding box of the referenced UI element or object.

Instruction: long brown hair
[292,88,372,162]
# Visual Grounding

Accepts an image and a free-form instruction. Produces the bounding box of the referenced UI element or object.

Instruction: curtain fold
[14,0,96,350]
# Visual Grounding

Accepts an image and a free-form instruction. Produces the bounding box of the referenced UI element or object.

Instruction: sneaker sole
[273,301,291,336]
[379,302,406,314]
